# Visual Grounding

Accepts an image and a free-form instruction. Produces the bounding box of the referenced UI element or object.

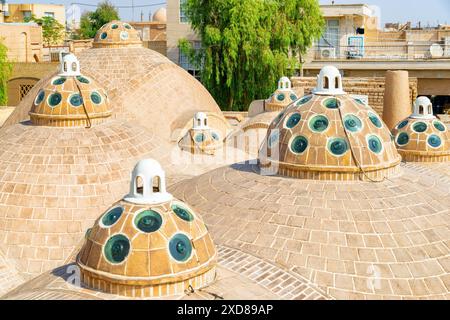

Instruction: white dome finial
[278,77,292,90]
[59,53,81,76]
[193,112,209,130]
[313,65,345,95]
[411,96,435,119]
[124,159,173,205]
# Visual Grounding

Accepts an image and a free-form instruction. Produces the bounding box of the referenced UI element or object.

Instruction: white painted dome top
[313,65,345,95]
[193,112,210,130]
[124,159,173,205]
[411,96,435,119]
[278,76,292,91]
[59,53,81,76]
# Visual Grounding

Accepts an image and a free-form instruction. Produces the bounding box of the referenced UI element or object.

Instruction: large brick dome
[4,38,231,148]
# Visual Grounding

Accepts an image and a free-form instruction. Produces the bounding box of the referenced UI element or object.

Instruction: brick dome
[265,77,299,112]
[29,54,111,127]
[259,66,402,181]
[178,113,224,155]
[5,47,231,149]
[77,160,216,298]
[93,21,142,48]
[392,97,450,163]
[0,56,164,280]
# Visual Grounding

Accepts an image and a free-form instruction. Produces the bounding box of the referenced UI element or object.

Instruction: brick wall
[291,77,418,116]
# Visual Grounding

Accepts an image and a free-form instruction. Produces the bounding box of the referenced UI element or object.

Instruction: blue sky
[6,0,450,26]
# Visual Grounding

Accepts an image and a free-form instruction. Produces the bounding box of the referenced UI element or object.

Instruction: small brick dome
[392,97,450,162]
[178,113,223,155]
[265,77,299,112]
[259,66,402,181]
[93,20,142,48]
[77,159,217,298]
[29,53,111,127]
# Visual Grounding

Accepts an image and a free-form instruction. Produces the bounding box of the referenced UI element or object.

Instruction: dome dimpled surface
[260,65,401,181]
[392,96,450,162]
[77,159,217,298]
[93,20,142,48]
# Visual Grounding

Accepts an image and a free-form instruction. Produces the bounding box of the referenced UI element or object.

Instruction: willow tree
[0,39,12,106]
[179,0,324,111]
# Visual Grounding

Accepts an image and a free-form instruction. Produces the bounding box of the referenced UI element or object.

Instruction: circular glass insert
[48,93,62,107]
[100,32,107,39]
[172,203,194,222]
[344,115,362,132]
[413,122,428,133]
[324,98,340,109]
[52,77,66,85]
[433,121,446,132]
[169,234,192,262]
[34,90,45,105]
[309,115,329,133]
[367,135,383,154]
[297,95,312,106]
[277,93,285,101]
[134,210,163,233]
[195,133,206,143]
[354,98,365,106]
[101,206,124,227]
[104,234,130,264]
[328,138,348,156]
[111,24,118,29]
[85,228,92,240]
[90,92,102,104]
[397,119,409,130]
[290,94,298,101]
[286,113,301,129]
[211,131,220,141]
[120,31,129,40]
[76,76,90,84]
[368,112,383,128]
[396,132,409,146]
[274,111,285,125]
[291,136,308,154]
[69,94,83,107]
[268,130,280,148]
[428,134,442,148]
[124,23,132,29]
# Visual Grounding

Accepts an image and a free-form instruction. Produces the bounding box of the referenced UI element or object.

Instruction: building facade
[166,0,200,77]
[0,3,65,26]
[0,22,42,62]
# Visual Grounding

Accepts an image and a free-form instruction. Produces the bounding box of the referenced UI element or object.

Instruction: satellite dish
[429,43,444,58]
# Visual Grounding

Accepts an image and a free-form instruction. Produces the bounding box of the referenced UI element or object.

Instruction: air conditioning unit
[320,47,336,59]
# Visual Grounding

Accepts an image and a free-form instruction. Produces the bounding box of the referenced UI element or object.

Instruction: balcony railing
[312,40,450,61]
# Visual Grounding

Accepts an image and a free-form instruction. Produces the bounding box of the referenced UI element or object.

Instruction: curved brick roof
[170,162,450,299]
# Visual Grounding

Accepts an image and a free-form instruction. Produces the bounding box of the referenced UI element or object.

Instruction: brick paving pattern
[170,162,450,300]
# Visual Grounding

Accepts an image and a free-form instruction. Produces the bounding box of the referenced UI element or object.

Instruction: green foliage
[77,0,120,39]
[0,39,12,106]
[25,15,65,46]
[179,0,324,111]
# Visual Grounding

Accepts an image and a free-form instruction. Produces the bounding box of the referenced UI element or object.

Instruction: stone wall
[291,77,418,116]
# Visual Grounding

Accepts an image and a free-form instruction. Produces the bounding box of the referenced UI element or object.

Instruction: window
[319,19,341,52]
[23,11,32,20]
[180,0,188,23]
[44,12,55,18]
[20,84,34,100]
[179,41,202,80]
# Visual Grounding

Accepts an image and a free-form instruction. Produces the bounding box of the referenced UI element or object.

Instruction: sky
[5,0,450,26]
